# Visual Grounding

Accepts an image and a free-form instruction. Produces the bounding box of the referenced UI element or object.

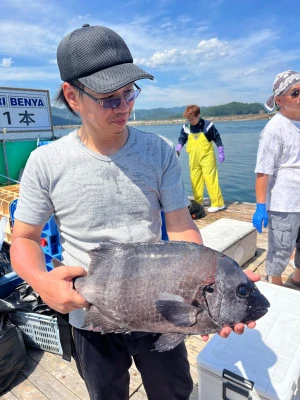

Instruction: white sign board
[0,87,53,140]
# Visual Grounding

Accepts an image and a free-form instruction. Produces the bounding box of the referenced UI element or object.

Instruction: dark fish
[55,241,270,352]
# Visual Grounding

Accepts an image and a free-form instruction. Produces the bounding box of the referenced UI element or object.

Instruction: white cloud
[0,58,13,67]
[136,37,231,68]
[0,22,61,57]
[0,67,58,81]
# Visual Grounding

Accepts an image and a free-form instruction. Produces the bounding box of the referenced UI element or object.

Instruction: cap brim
[78,63,154,93]
[265,94,275,111]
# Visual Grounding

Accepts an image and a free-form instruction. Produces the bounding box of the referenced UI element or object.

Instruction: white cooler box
[197,282,300,400]
[200,218,257,266]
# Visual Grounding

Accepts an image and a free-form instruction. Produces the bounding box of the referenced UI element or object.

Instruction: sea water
[55,119,268,203]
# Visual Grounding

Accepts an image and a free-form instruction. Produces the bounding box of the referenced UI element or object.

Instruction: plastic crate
[40,215,62,258]
[0,185,20,244]
[9,311,62,355]
[10,200,62,266]
[9,198,18,222]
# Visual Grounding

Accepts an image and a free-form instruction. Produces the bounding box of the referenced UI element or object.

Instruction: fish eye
[236,284,250,298]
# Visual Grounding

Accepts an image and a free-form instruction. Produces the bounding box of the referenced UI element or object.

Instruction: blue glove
[218,146,225,163]
[252,203,268,233]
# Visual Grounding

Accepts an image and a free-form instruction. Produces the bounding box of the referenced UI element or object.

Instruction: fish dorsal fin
[155,300,203,327]
[51,258,65,268]
[88,241,123,271]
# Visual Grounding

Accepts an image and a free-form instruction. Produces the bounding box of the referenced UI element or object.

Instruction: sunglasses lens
[103,98,122,109]
[126,89,140,103]
[291,90,300,98]
[102,89,140,108]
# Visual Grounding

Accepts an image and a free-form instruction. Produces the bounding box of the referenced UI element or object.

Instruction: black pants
[72,328,193,400]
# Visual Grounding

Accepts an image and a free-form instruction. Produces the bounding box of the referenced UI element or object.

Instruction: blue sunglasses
[72,83,141,109]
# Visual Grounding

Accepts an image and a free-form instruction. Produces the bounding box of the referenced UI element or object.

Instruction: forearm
[11,235,89,313]
[168,227,203,244]
[165,208,203,244]
[255,173,269,203]
[10,237,48,291]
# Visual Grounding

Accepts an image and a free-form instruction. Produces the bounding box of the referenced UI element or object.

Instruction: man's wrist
[256,203,266,210]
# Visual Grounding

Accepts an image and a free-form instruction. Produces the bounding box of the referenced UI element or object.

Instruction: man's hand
[200,270,260,341]
[252,203,268,233]
[36,266,89,314]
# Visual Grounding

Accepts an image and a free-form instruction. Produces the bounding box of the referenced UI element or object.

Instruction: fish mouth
[242,307,269,323]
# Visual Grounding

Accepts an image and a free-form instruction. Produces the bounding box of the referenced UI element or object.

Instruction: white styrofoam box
[200,218,257,266]
[197,282,300,400]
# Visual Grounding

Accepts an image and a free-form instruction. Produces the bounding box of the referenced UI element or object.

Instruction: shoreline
[54,113,271,129]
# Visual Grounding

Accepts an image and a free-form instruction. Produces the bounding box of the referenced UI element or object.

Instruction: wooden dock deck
[2,201,299,400]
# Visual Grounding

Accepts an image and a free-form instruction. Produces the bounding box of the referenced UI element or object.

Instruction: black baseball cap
[57,24,154,93]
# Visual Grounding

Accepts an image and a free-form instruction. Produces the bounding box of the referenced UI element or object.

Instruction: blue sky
[1,0,300,109]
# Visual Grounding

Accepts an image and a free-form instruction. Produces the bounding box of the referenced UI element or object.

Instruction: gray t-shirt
[254,113,300,212]
[15,127,189,327]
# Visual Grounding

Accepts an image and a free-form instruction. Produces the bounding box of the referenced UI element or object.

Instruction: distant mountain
[51,107,81,126]
[51,102,266,126]
[132,106,186,121]
[200,102,265,117]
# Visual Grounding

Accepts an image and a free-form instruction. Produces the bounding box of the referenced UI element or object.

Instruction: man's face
[187,115,200,126]
[276,83,300,120]
[71,83,136,135]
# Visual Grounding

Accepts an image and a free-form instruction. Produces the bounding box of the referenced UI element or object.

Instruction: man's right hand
[37,266,89,314]
[252,203,268,233]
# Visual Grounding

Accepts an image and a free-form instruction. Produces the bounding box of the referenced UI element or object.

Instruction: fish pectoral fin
[154,333,189,352]
[155,300,202,327]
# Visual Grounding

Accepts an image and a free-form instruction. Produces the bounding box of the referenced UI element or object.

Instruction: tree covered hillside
[200,102,265,117]
[51,101,267,126]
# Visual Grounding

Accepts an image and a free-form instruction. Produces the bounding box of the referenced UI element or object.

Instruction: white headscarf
[265,70,300,111]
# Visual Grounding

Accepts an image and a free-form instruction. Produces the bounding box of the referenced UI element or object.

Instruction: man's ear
[63,82,80,113]
[274,95,281,107]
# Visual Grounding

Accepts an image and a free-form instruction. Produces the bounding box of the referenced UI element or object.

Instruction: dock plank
[28,349,89,399]
[20,356,84,400]
[3,201,299,399]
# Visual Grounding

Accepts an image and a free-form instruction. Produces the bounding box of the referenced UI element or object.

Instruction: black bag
[0,315,26,394]
[0,242,12,277]
[0,282,54,315]
[1,283,72,362]
[188,200,206,220]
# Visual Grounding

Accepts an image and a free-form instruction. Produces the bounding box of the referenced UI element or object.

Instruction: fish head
[200,253,270,327]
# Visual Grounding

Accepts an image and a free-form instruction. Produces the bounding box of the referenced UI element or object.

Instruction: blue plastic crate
[44,252,61,271]
[9,199,18,222]
[10,200,62,259]
[42,214,60,237]
[40,216,62,258]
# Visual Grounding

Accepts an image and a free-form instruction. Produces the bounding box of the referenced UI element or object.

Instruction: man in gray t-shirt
[11,24,259,400]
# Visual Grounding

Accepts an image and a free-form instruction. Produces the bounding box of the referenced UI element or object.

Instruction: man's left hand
[200,270,260,341]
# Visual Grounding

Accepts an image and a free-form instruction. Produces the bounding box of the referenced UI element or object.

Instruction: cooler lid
[197,282,300,400]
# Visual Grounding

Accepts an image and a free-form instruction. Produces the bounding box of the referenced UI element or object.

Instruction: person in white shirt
[253,70,300,286]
